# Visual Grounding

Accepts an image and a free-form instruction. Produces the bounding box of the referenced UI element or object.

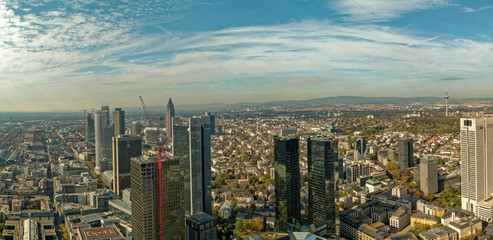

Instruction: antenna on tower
[256,107,259,134]
[445,89,449,117]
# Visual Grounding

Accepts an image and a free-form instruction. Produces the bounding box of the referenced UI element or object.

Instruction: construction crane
[139,96,168,240]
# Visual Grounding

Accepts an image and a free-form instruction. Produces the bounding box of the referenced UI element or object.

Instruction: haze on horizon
[1,0,493,111]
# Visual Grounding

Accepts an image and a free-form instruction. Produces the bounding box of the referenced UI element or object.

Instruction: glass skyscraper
[112,108,125,137]
[84,113,94,142]
[185,212,217,240]
[130,155,184,240]
[172,115,212,216]
[274,136,300,233]
[398,138,413,170]
[112,135,141,196]
[166,98,175,140]
[94,106,113,174]
[307,138,337,238]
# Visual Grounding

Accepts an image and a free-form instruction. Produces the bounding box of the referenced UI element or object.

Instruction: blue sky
[1,0,492,111]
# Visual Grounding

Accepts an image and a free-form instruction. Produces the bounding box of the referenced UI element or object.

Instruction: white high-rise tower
[460,117,493,215]
[445,89,449,117]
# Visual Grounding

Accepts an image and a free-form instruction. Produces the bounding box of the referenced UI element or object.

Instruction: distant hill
[126,96,493,112]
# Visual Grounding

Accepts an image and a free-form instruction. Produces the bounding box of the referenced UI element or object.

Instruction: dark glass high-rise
[307,138,338,238]
[274,136,300,233]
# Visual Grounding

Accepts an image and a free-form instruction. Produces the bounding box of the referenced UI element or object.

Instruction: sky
[1,0,493,111]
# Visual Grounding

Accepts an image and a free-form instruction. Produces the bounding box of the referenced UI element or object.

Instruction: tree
[460,235,475,240]
[436,157,444,166]
[63,233,69,240]
[253,219,264,232]
[213,206,220,217]
[427,193,435,201]
[235,220,243,233]
[230,182,239,189]
[242,219,254,232]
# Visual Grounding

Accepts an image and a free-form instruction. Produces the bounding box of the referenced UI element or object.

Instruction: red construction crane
[139,96,167,240]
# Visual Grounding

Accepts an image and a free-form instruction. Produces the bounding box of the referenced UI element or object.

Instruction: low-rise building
[416,200,445,218]
[419,226,458,240]
[410,213,440,228]
[392,185,407,198]
[357,223,385,240]
[389,209,410,232]
[366,179,382,193]
[448,216,482,239]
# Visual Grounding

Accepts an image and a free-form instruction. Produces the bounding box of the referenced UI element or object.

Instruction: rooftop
[187,212,216,224]
[81,227,119,239]
[478,197,493,208]
[411,213,440,221]
[449,216,482,229]
[390,233,418,240]
[420,226,456,239]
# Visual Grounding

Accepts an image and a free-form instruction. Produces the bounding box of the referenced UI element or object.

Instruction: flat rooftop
[82,227,118,239]
[478,197,493,208]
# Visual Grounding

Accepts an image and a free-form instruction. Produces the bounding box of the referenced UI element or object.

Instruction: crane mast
[139,96,167,240]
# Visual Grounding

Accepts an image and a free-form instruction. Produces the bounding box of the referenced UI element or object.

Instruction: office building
[144,127,159,145]
[346,164,360,183]
[130,155,184,240]
[420,155,438,194]
[398,138,413,170]
[84,113,95,142]
[280,128,297,137]
[354,138,367,161]
[112,108,125,138]
[131,121,141,136]
[185,212,217,240]
[307,138,338,237]
[172,115,212,216]
[94,106,113,174]
[274,136,301,233]
[204,112,216,135]
[112,135,141,196]
[461,117,493,215]
[166,98,175,140]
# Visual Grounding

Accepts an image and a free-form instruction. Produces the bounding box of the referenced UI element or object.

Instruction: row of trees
[235,219,264,235]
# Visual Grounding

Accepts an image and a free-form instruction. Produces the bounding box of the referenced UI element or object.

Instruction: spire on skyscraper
[166,98,175,140]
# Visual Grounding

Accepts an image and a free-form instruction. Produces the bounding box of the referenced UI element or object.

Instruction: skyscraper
[204,112,216,135]
[131,121,141,136]
[398,138,413,171]
[354,138,367,161]
[112,135,141,196]
[130,155,184,240]
[274,136,301,233]
[94,106,113,174]
[166,98,175,140]
[420,155,438,194]
[307,138,338,237]
[461,117,493,214]
[84,113,95,142]
[172,115,212,216]
[113,108,125,138]
[185,212,218,240]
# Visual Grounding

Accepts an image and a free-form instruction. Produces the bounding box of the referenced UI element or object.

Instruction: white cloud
[1,1,493,110]
[463,6,491,13]
[329,0,450,22]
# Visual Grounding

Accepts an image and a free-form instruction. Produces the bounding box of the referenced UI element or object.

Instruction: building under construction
[130,155,184,240]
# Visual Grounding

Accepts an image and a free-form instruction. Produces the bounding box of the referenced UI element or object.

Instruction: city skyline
[1,0,493,111]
